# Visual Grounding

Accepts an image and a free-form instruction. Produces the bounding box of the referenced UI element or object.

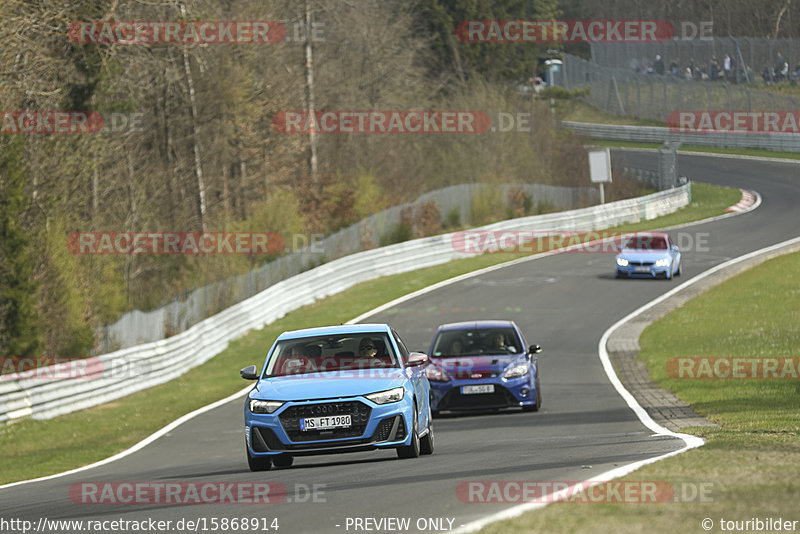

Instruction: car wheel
[675,261,681,276]
[246,440,272,472]
[420,407,435,455]
[272,454,294,468]
[397,404,420,459]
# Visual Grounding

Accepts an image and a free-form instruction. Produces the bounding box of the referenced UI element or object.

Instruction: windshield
[263,333,400,377]
[623,235,668,250]
[431,327,522,357]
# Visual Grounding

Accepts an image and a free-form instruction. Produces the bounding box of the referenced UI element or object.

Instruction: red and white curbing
[725,190,756,212]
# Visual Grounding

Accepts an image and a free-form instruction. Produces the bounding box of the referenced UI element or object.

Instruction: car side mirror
[528,344,542,354]
[671,245,679,251]
[240,365,258,380]
[407,352,429,367]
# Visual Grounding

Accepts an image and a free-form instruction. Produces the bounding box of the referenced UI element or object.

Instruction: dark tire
[431,409,440,418]
[419,407,435,455]
[675,261,681,276]
[397,404,420,459]
[615,270,623,279]
[246,441,272,472]
[272,454,294,468]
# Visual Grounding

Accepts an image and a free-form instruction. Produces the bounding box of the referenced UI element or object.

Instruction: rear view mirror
[240,365,258,380]
[407,352,429,367]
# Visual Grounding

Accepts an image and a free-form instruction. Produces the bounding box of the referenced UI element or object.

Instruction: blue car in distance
[241,324,434,471]
[615,231,682,280]
[426,320,542,414]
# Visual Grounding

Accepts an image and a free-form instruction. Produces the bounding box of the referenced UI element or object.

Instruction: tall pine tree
[0,137,40,358]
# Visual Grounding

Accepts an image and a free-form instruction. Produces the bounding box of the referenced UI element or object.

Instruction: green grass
[479,252,800,534]
[0,182,742,484]
[609,182,742,232]
[557,99,664,127]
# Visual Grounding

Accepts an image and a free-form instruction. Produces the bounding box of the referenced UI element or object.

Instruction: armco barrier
[563,121,800,152]
[0,185,689,424]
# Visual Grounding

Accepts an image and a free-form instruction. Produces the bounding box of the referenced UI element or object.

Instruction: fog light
[520,388,530,397]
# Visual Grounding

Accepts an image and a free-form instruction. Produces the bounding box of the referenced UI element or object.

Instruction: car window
[392,329,410,363]
[431,327,522,357]
[624,235,667,250]
[264,333,400,377]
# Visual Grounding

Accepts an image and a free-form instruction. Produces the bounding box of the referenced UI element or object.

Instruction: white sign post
[588,147,612,204]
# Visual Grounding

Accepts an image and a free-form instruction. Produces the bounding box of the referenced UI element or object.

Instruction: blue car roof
[436,320,516,331]
[276,323,392,341]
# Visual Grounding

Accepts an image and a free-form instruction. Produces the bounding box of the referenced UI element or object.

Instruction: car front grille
[250,414,405,452]
[439,385,518,410]
[279,401,371,442]
[629,261,654,266]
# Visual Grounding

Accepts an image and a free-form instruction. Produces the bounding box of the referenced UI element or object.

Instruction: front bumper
[616,263,670,278]
[430,375,536,411]
[245,397,410,456]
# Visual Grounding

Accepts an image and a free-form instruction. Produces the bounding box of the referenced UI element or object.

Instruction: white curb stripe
[0,182,766,492]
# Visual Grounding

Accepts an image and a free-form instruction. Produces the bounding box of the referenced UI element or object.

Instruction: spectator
[654,54,665,75]
[724,54,732,80]
[710,56,721,80]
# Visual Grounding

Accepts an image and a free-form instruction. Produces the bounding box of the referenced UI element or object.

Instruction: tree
[0,137,40,358]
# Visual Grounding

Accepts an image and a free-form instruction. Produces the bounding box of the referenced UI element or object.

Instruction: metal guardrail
[0,184,690,424]
[564,121,800,152]
[99,183,597,352]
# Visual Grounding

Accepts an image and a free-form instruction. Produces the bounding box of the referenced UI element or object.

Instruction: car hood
[431,354,522,377]
[252,369,408,401]
[617,250,670,261]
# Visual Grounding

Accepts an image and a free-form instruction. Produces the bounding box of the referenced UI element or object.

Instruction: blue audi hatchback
[427,320,542,414]
[241,324,433,470]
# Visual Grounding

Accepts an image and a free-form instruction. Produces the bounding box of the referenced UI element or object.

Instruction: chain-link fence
[562,54,799,122]
[590,38,800,85]
[97,182,599,352]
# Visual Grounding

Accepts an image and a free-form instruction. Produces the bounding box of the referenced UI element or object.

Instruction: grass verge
[0,182,743,484]
[478,252,799,533]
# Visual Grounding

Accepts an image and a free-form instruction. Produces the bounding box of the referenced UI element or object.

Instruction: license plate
[461,384,495,395]
[300,415,351,431]
[635,266,651,273]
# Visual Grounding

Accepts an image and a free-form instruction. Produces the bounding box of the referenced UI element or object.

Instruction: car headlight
[616,258,629,267]
[426,365,451,382]
[366,387,404,404]
[249,399,284,414]
[655,258,670,267]
[503,362,530,379]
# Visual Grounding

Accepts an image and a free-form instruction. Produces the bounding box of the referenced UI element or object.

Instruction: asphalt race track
[2,151,798,533]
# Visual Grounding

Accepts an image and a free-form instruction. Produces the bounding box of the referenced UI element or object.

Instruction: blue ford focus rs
[241,324,434,471]
[426,320,542,414]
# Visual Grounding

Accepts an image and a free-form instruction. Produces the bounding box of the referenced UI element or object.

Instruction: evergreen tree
[0,137,40,358]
